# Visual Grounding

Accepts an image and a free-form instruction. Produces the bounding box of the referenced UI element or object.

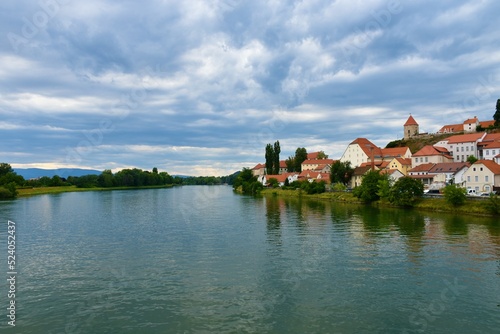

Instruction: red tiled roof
[381,147,410,157]
[307,152,319,159]
[483,133,500,141]
[380,169,400,176]
[394,157,412,166]
[409,163,435,173]
[473,160,500,175]
[438,124,462,133]
[481,141,500,149]
[353,166,372,176]
[265,174,288,183]
[428,162,469,174]
[445,132,486,144]
[279,160,287,168]
[413,145,450,157]
[299,170,320,178]
[404,115,418,126]
[302,159,335,165]
[463,117,478,124]
[480,120,496,128]
[252,163,265,170]
[349,138,382,157]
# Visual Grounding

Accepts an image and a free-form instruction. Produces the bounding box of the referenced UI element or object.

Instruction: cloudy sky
[1,0,499,176]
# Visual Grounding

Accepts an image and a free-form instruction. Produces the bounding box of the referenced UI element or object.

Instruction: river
[0,186,499,333]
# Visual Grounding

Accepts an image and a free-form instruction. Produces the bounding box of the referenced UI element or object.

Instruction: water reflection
[443,215,468,236]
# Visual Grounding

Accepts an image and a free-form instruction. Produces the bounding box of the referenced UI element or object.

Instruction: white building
[462,160,500,194]
[436,132,487,163]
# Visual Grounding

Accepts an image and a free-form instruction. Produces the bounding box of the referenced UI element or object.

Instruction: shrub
[354,170,388,203]
[443,185,466,206]
[484,194,500,214]
[332,182,347,192]
[388,177,424,207]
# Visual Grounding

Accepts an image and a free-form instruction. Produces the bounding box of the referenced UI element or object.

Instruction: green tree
[0,163,14,176]
[98,170,114,187]
[268,178,279,188]
[317,151,328,159]
[494,99,500,127]
[443,184,467,207]
[353,170,387,202]
[467,155,478,164]
[0,163,24,199]
[388,176,424,207]
[332,182,347,192]
[233,168,262,194]
[273,141,281,175]
[265,143,273,175]
[294,147,307,172]
[330,161,354,185]
[286,156,295,172]
[377,178,392,200]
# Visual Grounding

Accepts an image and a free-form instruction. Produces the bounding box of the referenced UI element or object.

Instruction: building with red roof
[463,160,500,194]
[404,115,419,139]
[436,132,487,163]
[412,146,453,167]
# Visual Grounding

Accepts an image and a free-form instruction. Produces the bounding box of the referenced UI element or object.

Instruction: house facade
[301,159,335,172]
[258,173,299,186]
[462,160,500,194]
[478,133,500,160]
[411,146,453,167]
[427,162,469,187]
[340,138,381,168]
[408,163,435,187]
[436,132,487,163]
[251,163,266,176]
[387,157,412,176]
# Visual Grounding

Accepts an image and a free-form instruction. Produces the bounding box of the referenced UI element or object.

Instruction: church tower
[404,115,419,140]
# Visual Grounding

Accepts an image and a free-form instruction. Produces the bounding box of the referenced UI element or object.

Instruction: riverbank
[17,184,175,197]
[260,188,499,217]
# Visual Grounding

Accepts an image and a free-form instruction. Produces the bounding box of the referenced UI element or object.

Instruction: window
[480,167,483,171]
[475,176,478,182]
[425,157,428,162]
[461,147,464,152]
[485,175,489,182]
[493,150,496,155]
[486,150,490,156]
[456,147,459,152]
[473,168,476,171]
[420,157,423,162]
[466,146,469,151]
[471,146,474,151]
[467,176,471,182]
[475,186,479,192]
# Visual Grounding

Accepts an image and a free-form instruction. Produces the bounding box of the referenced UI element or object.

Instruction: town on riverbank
[233,106,500,216]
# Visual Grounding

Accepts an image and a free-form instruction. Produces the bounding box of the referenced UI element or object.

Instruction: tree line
[0,163,239,200]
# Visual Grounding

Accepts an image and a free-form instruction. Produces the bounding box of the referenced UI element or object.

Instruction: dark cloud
[1,0,499,175]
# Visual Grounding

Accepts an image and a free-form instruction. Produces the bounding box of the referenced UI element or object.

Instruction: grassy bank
[261,188,499,217]
[17,184,174,197]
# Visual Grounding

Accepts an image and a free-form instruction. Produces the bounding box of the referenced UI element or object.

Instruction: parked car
[466,189,478,196]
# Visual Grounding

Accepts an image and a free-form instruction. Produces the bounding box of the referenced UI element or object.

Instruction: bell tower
[404,115,419,139]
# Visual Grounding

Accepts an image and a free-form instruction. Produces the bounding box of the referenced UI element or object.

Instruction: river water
[0,186,499,333]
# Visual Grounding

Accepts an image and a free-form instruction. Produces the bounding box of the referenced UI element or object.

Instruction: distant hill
[15,168,102,179]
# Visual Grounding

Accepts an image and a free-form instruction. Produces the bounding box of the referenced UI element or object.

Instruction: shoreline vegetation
[260,188,500,217]
[17,184,175,197]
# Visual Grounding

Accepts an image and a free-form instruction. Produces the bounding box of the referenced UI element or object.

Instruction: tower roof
[404,115,418,126]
